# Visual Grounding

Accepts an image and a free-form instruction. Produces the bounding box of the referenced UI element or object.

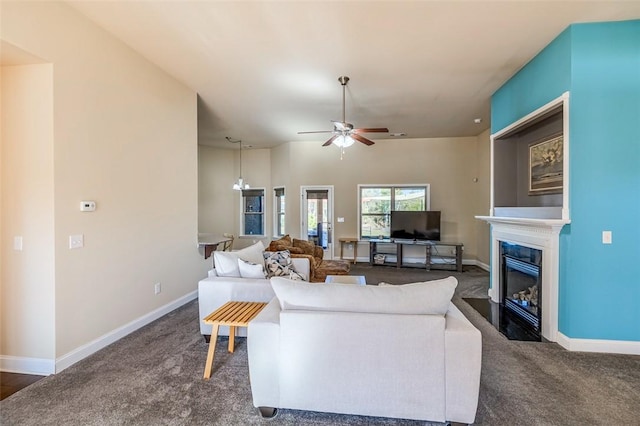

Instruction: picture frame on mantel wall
[529,134,563,195]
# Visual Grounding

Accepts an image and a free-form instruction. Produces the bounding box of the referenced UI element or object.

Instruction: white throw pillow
[270,276,458,315]
[213,251,241,277]
[236,240,265,265]
[213,241,265,277]
[238,258,266,279]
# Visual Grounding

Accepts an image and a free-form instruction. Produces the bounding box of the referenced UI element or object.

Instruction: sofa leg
[258,407,278,418]
[203,334,211,344]
[445,422,468,426]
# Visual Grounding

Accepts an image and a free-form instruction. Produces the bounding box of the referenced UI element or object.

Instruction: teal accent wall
[491,27,572,132]
[491,20,640,342]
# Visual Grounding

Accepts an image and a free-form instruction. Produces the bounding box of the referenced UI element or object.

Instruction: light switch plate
[602,231,612,244]
[14,236,23,251]
[337,217,345,223]
[69,234,84,249]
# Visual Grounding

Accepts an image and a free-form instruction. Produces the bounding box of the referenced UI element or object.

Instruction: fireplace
[500,242,542,339]
[475,217,566,343]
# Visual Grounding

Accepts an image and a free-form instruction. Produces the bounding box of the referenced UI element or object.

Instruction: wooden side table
[202,301,267,379]
[339,237,359,264]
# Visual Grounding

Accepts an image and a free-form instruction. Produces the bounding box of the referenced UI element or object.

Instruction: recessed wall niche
[491,93,569,221]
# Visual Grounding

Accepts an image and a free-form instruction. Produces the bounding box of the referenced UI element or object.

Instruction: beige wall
[1,63,55,361]
[1,2,209,369]
[198,145,272,249]
[198,146,235,234]
[200,136,491,262]
[474,128,491,266]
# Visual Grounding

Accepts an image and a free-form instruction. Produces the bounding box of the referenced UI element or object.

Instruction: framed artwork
[529,134,563,195]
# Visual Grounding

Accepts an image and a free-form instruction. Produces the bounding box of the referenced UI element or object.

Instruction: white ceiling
[67,1,640,149]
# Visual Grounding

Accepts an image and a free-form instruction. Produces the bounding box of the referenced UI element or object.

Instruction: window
[241,189,265,236]
[273,187,285,237]
[359,185,429,239]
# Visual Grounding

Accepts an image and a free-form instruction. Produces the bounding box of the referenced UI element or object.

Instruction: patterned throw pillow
[288,269,306,281]
[263,250,294,278]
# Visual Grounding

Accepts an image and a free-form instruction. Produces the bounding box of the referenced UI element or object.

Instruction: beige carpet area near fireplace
[1,265,638,425]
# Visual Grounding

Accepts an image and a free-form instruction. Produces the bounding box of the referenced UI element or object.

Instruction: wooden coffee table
[202,301,267,379]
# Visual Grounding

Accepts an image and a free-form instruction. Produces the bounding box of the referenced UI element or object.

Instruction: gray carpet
[2,265,639,425]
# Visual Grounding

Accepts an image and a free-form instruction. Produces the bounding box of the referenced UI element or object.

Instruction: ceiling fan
[298,76,389,149]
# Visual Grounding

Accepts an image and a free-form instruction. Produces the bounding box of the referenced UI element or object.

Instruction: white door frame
[300,185,334,259]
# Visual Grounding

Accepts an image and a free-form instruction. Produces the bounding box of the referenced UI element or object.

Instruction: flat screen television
[390,211,441,241]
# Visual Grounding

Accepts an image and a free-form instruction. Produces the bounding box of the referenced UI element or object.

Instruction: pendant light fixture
[227,136,250,190]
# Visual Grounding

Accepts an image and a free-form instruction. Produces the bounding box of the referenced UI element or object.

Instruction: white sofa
[248,277,482,424]
[198,256,310,339]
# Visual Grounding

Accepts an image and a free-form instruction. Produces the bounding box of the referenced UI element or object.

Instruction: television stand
[369,240,463,272]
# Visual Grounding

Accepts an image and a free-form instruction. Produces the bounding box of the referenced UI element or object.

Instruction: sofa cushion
[236,240,266,265]
[267,234,292,252]
[238,258,266,279]
[213,240,265,277]
[213,251,241,277]
[270,276,457,315]
[293,238,316,256]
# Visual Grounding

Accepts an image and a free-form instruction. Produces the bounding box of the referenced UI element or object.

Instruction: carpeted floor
[1,265,639,425]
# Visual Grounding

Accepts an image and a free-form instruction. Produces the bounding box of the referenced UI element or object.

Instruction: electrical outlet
[14,236,23,251]
[154,283,161,295]
[69,234,84,249]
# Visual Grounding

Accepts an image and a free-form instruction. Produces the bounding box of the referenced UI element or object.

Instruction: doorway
[300,186,334,259]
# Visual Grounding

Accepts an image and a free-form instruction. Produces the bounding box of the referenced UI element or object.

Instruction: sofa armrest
[444,303,482,424]
[290,253,317,279]
[248,298,281,409]
[290,257,310,281]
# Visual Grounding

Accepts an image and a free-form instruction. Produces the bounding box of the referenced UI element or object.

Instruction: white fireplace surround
[476,216,569,343]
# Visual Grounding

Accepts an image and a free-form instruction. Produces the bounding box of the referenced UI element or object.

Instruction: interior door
[301,186,333,259]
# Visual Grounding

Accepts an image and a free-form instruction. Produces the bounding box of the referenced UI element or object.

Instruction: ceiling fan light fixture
[333,134,355,148]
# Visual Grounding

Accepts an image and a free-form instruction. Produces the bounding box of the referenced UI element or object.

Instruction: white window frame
[273,186,285,237]
[357,184,431,240]
[240,188,266,237]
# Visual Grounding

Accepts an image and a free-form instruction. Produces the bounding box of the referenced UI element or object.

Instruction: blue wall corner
[491,20,640,342]
[491,27,572,133]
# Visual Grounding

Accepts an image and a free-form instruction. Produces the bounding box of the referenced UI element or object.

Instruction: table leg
[203,323,220,379]
[228,326,236,353]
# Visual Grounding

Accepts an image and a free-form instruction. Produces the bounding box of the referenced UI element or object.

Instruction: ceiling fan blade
[322,135,339,147]
[352,127,389,133]
[298,130,334,134]
[351,133,375,146]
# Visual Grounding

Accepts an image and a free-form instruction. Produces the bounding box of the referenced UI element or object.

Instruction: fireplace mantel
[476,215,570,343]
[475,216,569,231]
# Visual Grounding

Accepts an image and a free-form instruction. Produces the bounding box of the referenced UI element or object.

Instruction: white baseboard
[1,291,198,375]
[55,290,197,373]
[556,332,640,355]
[0,355,56,376]
[474,260,490,271]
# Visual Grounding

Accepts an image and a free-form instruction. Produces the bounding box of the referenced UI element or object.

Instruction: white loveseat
[197,242,310,339]
[248,276,482,424]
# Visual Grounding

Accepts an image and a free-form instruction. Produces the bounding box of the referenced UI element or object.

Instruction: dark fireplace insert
[500,242,542,340]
